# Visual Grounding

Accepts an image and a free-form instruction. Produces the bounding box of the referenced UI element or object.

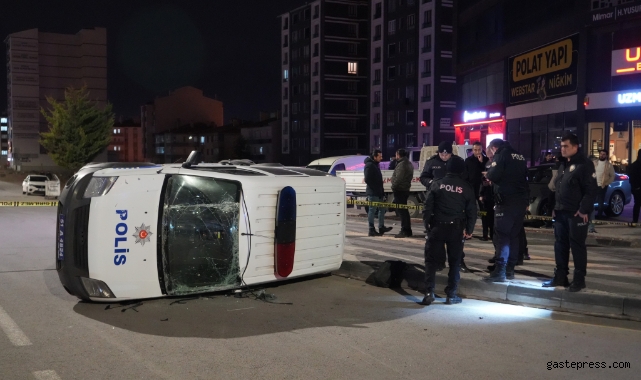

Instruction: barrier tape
[0,201,59,207]
[347,198,640,227]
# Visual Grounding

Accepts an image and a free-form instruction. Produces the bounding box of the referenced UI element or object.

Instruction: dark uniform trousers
[553,210,588,275]
[424,220,464,296]
[393,190,412,232]
[494,198,527,266]
[480,201,494,239]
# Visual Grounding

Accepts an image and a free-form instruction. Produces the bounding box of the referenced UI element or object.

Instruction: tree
[40,86,114,172]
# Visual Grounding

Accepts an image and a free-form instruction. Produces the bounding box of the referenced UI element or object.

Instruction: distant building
[369,0,456,159]
[5,28,108,171]
[108,119,144,163]
[1,114,8,167]
[141,86,224,162]
[280,0,370,166]
[154,112,281,164]
[240,111,282,163]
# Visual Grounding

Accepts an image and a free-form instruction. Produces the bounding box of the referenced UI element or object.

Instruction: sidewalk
[339,212,641,320]
[346,206,641,248]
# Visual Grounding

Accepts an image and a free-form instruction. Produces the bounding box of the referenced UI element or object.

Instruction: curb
[333,259,641,321]
[346,213,641,248]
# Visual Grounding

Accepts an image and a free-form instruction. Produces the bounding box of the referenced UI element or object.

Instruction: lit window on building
[348,62,358,75]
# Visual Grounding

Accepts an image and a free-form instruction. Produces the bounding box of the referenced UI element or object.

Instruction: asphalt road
[0,205,638,379]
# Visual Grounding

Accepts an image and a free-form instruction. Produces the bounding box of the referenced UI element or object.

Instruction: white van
[56,157,345,302]
[306,155,367,176]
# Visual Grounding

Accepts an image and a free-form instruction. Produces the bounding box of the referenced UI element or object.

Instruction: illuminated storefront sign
[453,103,506,146]
[612,47,641,76]
[454,104,504,127]
[617,91,641,104]
[508,34,579,105]
[463,111,487,122]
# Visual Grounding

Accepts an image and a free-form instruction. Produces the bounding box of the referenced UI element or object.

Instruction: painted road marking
[33,370,62,380]
[0,304,32,346]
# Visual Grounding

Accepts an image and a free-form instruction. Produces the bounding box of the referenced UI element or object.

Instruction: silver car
[528,164,632,217]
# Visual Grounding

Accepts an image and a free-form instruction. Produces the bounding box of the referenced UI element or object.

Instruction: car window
[528,168,552,184]
[306,165,331,172]
[331,163,346,175]
[30,176,48,182]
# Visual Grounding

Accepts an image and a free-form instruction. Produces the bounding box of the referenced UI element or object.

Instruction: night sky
[1,0,307,123]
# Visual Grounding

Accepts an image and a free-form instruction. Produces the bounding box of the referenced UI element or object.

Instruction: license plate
[58,214,65,260]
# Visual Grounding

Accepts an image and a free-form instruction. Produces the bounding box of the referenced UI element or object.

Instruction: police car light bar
[275,186,296,278]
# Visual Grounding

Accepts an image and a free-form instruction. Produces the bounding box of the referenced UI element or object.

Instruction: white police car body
[56,160,345,302]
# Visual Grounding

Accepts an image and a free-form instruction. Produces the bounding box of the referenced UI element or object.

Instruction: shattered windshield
[161,175,241,296]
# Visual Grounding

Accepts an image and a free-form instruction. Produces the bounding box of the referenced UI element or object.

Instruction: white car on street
[22,174,49,195]
[56,157,345,302]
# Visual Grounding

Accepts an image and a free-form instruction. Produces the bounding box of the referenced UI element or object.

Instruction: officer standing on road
[543,133,598,292]
[420,141,468,270]
[484,138,529,282]
[629,149,641,224]
[421,158,477,306]
[391,149,414,238]
[364,149,393,237]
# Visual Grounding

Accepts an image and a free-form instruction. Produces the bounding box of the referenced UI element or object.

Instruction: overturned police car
[56,155,345,302]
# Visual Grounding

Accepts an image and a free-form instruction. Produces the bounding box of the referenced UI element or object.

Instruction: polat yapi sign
[508,34,579,105]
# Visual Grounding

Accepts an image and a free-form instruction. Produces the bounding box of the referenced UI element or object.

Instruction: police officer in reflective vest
[543,133,598,292]
[484,138,529,282]
[421,158,477,305]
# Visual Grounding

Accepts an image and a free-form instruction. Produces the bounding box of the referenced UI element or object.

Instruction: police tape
[347,199,640,227]
[0,201,59,207]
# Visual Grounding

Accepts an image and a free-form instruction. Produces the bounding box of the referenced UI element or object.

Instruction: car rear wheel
[607,191,625,217]
[407,195,420,218]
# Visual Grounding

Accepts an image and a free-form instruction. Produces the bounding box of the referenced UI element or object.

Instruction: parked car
[527,164,632,217]
[22,174,49,195]
[306,155,367,176]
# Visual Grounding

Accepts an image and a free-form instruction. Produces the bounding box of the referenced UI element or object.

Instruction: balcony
[373,79,381,85]
[421,71,431,78]
[313,71,318,76]
[422,46,431,53]
[313,90,319,95]
[313,109,319,114]
[422,22,432,29]
[374,57,381,63]
[372,101,380,107]
[313,33,319,38]
[283,41,289,47]
[374,11,381,19]
[371,123,380,129]
[374,34,381,41]
[421,96,431,102]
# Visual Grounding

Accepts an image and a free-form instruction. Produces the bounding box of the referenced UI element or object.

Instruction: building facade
[240,111,282,164]
[141,86,224,162]
[280,0,370,166]
[370,0,456,159]
[108,119,144,163]
[584,0,641,167]
[1,115,7,167]
[5,28,108,171]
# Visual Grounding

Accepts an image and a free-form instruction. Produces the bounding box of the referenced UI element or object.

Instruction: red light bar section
[453,118,504,127]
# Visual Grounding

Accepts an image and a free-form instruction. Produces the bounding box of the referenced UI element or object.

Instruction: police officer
[420,141,468,271]
[420,141,465,187]
[420,158,477,306]
[543,133,598,292]
[484,138,529,282]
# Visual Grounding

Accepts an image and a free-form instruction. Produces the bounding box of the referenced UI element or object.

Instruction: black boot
[484,263,506,282]
[568,270,586,292]
[460,259,470,273]
[379,226,393,234]
[394,230,410,238]
[420,290,435,306]
[523,248,530,260]
[368,228,382,237]
[506,264,515,280]
[445,294,462,304]
[542,269,569,288]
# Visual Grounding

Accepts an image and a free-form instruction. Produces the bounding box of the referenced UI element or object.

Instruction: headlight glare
[81,277,116,298]
[83,176,118,198]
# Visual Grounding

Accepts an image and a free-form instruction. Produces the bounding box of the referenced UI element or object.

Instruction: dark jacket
[629,158,641,191]
[391,156,414,192]
[423,173,477,235]
[388,159,397,170]
[554,152,599,215]
[364,156,384,197]
[420,154,466,188]
[486,142,529,202]
[479,160,495,208]
[464,154,489,198]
